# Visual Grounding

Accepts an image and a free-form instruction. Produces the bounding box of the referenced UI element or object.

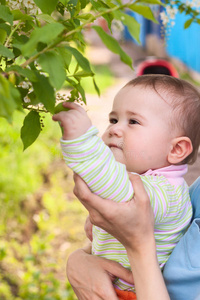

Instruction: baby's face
[102,85,179,174]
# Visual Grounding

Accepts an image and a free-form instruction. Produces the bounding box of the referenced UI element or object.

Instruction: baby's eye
[109,118,118,124]
[129,119,139,125]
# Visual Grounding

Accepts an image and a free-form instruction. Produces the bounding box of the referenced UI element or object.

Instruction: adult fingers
[73,174,116,228]
[73,173,92,202]
[73,173,107,211]
[129,173,154,229]
[103,259,134,285]
[129,173,149,203]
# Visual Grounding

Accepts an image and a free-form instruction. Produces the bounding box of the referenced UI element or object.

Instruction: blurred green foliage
[0,111,88,299]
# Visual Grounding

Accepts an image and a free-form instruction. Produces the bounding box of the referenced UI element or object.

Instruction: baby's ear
[168,137,193,164]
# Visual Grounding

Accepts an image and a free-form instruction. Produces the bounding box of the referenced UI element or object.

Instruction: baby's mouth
[108,143,123,150]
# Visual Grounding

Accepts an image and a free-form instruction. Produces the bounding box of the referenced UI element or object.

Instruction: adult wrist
[125,236,157,264]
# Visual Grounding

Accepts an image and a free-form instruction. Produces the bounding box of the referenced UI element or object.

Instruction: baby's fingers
[62,101,84,112]
[52,111,66,123]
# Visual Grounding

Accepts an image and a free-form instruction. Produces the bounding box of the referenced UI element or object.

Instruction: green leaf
[60,0,70,5]
[65,46,92,73]
[66,77,86,103]
[80,0,87,9]
[70,0,78,6]
[21,111,41,150]
[0,44,14,59]
[0,5,13,25]
[77,12,94,21]
[137,0,163,4]
[37,51,66,90]
[0,28,7,44]
[36,14,56,23]
[102,13,114,32]
[92,25,133,69]
[32,73,55,114]
[9,82,23,112]
[75,82,86,103]
[93,77,100,96]
[0,74,18,122]
[114,11,141,44]
[74,70,94,77]
[90,0,113,30]
[0,23,11,35]
[12,33,29,50]
[12,9,33,21]
[21,23,65,57]
[33,0,59,15]
[90,0,109,11]
[56,47,72,70]
[129,4,158,23]
[6,65,37,82]
[184,18,193,29]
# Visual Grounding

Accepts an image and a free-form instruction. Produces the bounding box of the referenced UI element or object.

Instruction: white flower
[7,0,38,12]
[18,81,30,89]
[166,6,177,19]
[24,95,31,103]
[7,0,22,10]
[160,11,169,26]
[160,5,177,28]
[24,0,34,9]
[29,7,38,15]
[186,0,200,8]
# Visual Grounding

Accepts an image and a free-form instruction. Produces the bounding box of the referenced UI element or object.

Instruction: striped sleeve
[142,175,192,226]
[61,126,133,202]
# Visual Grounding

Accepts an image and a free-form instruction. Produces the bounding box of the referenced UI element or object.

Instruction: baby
[53,75,200,294]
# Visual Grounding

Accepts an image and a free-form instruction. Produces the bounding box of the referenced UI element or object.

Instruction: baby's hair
[125,74,200,164]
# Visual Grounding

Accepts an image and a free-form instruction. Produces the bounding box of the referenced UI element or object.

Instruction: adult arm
[69,173,170,300]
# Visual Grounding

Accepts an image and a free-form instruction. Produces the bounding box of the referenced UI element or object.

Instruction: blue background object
[166,11,200,73]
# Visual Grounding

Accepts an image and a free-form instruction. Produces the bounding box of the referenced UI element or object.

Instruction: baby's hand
[52,102,92,140]
[84,216,93,241]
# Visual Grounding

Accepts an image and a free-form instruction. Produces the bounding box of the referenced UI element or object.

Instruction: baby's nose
[109,124,123,137]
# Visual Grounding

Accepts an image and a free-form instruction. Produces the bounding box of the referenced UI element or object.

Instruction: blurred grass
[0,111,88,299]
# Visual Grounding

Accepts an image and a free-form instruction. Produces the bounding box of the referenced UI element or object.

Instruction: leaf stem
[4,21,22,48]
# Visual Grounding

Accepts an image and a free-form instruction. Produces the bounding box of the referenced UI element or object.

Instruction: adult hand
[67,244,134,300]
[73,173,155,253]
[84,216,93,241]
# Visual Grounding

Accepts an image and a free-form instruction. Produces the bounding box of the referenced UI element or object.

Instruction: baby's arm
[61,126,133,203]
[53,103,133,203]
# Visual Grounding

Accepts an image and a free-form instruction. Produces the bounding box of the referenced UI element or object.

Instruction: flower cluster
[186,0,200,9]
[6,0,38,15]
[160,0,200,29]
[160,5,178,28]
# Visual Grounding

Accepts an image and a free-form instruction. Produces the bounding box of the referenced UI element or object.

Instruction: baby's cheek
[101,131,107,143]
